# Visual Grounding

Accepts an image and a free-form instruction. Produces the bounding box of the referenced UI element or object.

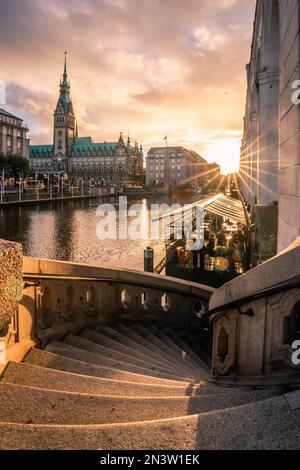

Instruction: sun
[205,138,241,175]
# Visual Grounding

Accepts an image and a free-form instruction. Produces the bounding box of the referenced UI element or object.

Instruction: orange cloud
[0,0,256,172]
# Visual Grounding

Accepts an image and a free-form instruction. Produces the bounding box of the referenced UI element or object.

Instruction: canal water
[0,194,198,271]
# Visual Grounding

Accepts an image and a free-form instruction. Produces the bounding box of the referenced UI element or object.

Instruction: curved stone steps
[64,334,183,377]
[64,334,201,379]
[100,325,183,369]
[143,324,210,374]
[0,393,298,450]
[79,328,185,375]
[24,348,194,386]
[178,331,212,366]
[131,323,206,375]
[1,321,296,450]
[45,341,201,382]
[83,326,202,378]
[2,362,260,398]
[162,326,211,373]
[1,361,215,397]
[0,382,278,426]
[115,323,206,376]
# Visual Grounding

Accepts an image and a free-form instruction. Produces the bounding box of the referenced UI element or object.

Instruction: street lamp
[0,168,4,204]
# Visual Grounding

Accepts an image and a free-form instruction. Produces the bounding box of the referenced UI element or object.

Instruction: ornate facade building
[146,146,221,192]
[30,55,144,185]
[239,0,300,262]
[0,108,29,158]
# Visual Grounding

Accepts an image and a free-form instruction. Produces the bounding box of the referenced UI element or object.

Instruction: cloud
[0,0,256,171]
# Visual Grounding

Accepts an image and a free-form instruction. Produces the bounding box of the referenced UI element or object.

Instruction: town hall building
[29,54,144,186]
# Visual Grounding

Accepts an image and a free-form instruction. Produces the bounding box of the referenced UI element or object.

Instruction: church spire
[63,51,68,85]
[57,51,72,112]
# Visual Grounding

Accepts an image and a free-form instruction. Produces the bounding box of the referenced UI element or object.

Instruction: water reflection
[0,195,194,270]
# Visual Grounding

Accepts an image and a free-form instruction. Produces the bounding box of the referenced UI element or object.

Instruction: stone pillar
[250,110,258,209]
[257,69,279,205]
[0,239,23,354]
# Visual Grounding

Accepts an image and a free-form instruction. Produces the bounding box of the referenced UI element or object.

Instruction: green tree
[0,154,30,180]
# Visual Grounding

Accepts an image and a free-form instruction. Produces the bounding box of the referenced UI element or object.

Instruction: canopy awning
[155,193,247,226]
[204,194,246,225]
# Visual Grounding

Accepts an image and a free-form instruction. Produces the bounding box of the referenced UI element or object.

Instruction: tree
[0,154,30,180]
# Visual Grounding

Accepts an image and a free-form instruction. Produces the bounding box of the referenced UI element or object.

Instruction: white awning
[155,193,246,225]
[204,194,246,225]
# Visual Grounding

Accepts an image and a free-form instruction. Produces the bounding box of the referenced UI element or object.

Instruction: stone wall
[0,239,23,334]
[209,235,300,384]
[278,0,300,252]
[239,0,300,255]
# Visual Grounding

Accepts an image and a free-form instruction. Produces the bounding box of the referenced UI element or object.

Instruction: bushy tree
[0,154,30,180]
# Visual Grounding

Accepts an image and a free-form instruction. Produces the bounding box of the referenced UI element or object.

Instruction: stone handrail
[0,238,215,370]
[17,256,215,352]
[209,236,300,385]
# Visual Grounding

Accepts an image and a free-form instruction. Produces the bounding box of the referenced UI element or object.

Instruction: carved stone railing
[208,237,300,386]
[20,257,214,349]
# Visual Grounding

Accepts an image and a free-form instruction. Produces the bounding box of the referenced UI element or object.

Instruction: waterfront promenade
[0,187,118,208]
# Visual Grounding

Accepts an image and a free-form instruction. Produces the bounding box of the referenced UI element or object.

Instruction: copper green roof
[72,139,118,155]
[29,139,120,157]
[30,145,54,157]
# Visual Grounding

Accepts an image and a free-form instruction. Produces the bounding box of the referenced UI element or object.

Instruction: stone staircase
[0,322,299,450]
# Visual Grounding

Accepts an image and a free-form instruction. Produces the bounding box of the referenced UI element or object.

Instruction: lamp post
[19,173,22,202]
[0,168,4,204]
[49,174,52,199]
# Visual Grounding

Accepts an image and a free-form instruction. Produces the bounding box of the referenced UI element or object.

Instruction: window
[7,136,12,149]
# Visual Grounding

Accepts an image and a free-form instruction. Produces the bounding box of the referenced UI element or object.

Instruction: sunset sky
[0,0,256,174]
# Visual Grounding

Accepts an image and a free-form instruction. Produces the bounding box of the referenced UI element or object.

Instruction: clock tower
[53,52,75,159]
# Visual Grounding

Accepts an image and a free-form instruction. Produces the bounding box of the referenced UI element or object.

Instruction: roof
[204,194,246,225]
[72,139,118,154]
[29,139,120,157]
[30,145,54,155]
[74,137,94,145]
[148,146,186,153]
[155,194,246,226]
[0,108,23,121]
[148,146,208,164]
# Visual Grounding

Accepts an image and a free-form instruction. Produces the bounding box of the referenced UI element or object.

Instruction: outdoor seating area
[165,194,250,288]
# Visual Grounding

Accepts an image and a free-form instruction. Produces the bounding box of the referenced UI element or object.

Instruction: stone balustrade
[209,236,300,386]
[3,235,300,387]
[0,251,213,360]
